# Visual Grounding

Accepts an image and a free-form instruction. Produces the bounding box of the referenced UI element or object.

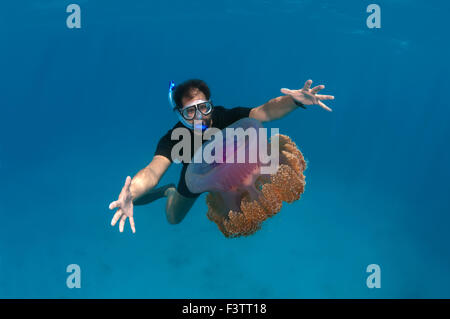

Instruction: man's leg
[165,187,198,224]
[133,182,197,224]
[133,183,176,206]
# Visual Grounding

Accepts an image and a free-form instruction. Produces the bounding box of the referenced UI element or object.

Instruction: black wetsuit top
[154,106,252,198]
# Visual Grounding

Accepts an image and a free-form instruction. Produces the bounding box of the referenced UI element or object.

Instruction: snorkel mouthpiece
[194,121,208,131]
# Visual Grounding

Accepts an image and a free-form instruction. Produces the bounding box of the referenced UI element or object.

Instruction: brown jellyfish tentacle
[270,164,305,203]
[222,190,265,237]
[224,210,260,237]
[205,134,307,238]
[240,193,268,225]
[207,191,265,238]
[276,134,307,175]
[258,183,283,216]
[206,192,232,237]
[280,150,303,175]
[278,134,301,158]
[255,174,271,189]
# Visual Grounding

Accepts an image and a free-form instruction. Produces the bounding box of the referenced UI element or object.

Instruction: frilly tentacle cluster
[205,134,307,238]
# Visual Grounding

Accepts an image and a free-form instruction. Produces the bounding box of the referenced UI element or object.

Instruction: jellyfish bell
[185,117,307,238]
[187,118,264,193]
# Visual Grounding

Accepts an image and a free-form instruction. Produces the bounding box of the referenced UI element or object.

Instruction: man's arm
[108,155,171,233]
[249,79,335,122]
[249,95,299,122]
[130,155,171,203]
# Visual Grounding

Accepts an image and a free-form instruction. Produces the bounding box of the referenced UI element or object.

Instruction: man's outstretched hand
[109,176,136,233]
[281,79,335,112]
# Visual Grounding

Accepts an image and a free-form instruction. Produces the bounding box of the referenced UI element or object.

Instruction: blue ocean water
[1,0,449,298]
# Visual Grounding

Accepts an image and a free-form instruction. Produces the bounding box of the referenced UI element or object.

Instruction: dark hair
[173,79,211,109]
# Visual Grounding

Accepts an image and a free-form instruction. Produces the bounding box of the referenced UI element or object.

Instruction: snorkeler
[108,79,334,233]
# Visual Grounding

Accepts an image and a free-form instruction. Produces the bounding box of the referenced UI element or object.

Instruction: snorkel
[168,81,209,131]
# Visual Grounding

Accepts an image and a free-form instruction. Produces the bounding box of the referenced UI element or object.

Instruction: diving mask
[168,81,213,131]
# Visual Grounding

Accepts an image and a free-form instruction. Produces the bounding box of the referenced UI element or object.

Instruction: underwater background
[1,0,449,298]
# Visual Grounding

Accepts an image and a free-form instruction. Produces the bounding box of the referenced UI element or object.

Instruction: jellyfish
[185,118,307,238]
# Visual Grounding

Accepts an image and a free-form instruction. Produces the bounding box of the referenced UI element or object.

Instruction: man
[108,79,334,233]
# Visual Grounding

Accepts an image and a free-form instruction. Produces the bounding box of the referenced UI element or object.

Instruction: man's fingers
[124,176,131,189]
[311,85,324,94]
[109,200,121,210]
[316,94,335,100]
[120,176,132,195]
[111,210,122,226]
[119,214,127,233]
[318,101,333,112]
[303,79,312,91]
[129,216,136,234]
